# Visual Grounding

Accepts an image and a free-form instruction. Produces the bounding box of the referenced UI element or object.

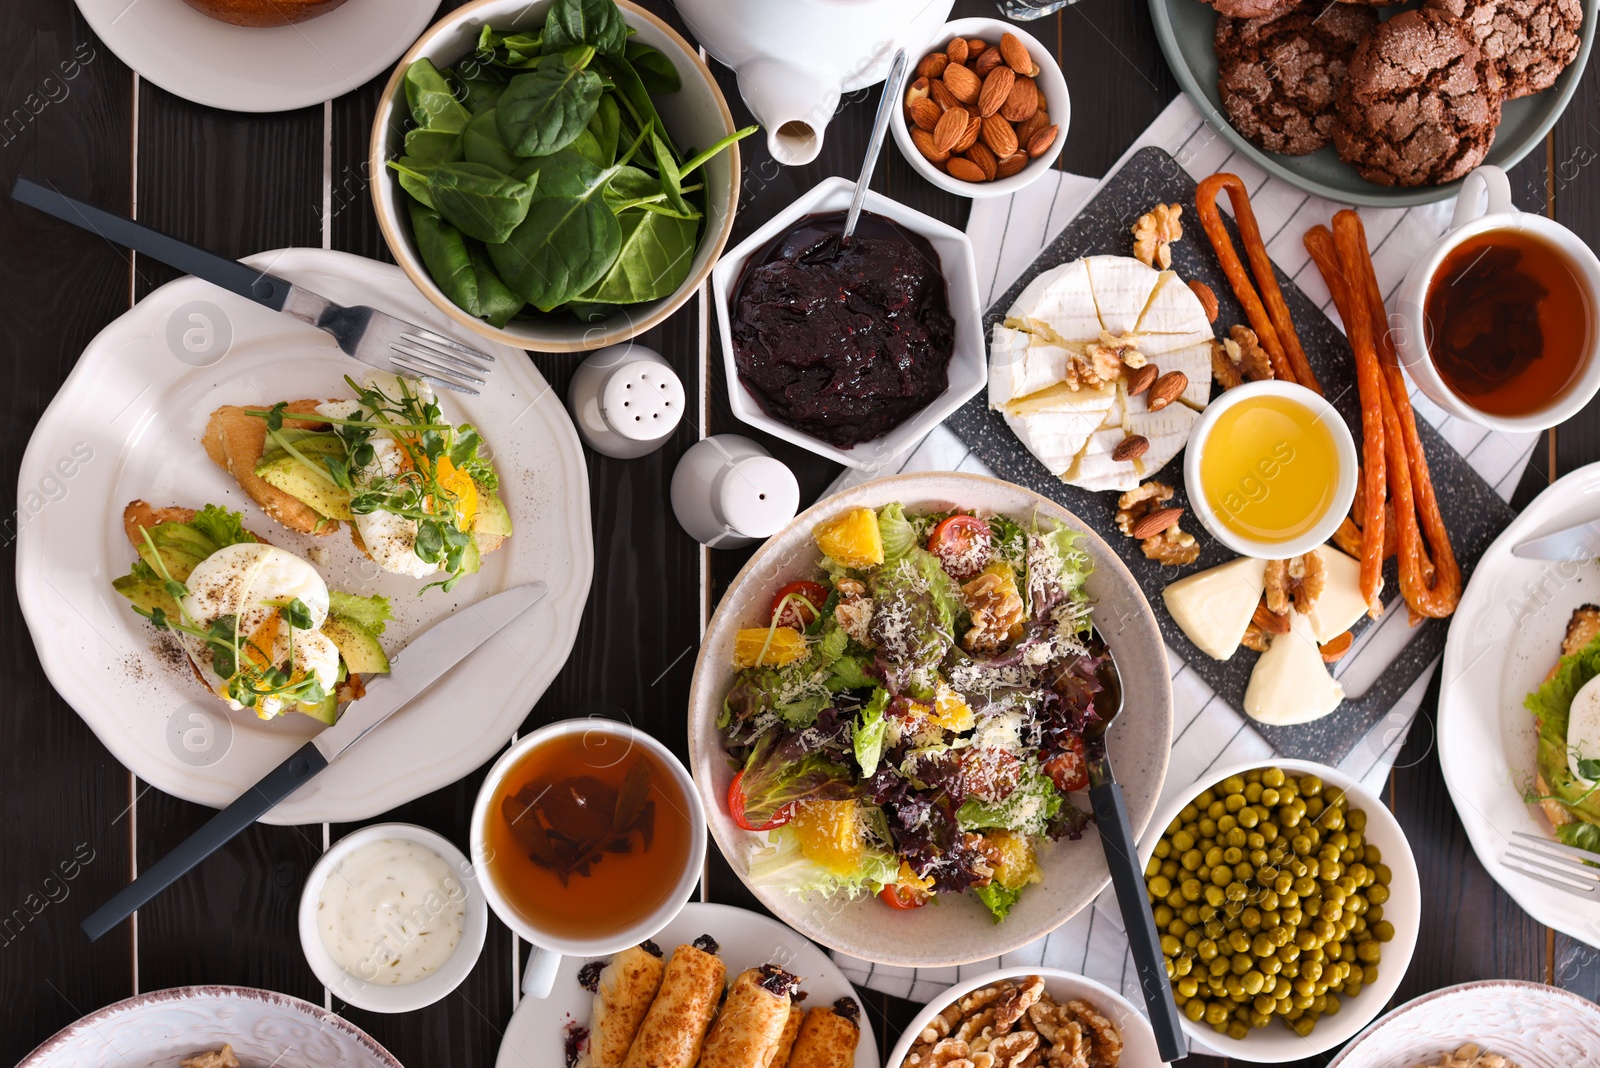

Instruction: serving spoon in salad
[1084,628,1188,1062]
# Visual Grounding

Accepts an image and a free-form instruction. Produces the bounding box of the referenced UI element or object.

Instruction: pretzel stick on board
[1305,223,1386,616]
[1195,173,1322,392]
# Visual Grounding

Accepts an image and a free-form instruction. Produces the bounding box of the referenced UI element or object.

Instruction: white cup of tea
[1391,164,1600,432]
[470,717,707,999]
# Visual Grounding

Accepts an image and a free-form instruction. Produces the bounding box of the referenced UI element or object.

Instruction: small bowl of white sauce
[298,822,488,1013]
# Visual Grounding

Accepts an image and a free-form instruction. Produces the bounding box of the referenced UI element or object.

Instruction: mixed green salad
[390,0,756,327]
[718,502,1107,922]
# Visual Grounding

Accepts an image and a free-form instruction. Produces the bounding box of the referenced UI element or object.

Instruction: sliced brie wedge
[1304,545,1367,643]
[1244,611,1345,726]
[1009,259,1103,343]
[1163,557,1269,660]
[1086,255,1162,336]
[990,324,1075,409]
[1132,271,1213,353]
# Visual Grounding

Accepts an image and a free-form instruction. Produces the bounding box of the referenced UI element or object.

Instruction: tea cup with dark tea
[470,717,706,998]
[1392,165,1600,432]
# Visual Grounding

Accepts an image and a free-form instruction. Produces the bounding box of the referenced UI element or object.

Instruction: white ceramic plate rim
[1137,757,1423,1063]
[73,0,438,113]
[1438,460,1600,950]
[492,900,882,1068]
[15,247,592,824]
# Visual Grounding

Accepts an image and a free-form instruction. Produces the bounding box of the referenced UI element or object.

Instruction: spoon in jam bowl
[841,48,909,243]
[1080,628,1188,1062]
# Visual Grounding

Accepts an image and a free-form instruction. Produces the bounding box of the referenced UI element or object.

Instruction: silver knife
[1511,519,1600,561]
[81,582,549,941]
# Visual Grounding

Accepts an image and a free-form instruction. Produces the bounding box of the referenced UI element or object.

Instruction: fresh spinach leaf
[466,240,525,327]
[568,127,608,168]
[604,165,701,218]
[458,75,508,112]
[461,109,523,172]
[408,199,482,313]
[595,54,676,163]
[474,26,543,69]
[625,41,681,95]
[394,157,436,209]
[404,126,463,166]
[542,0,627,58]
[678,124,760,178]
[649,128,689,215]
[587,93,621,165]
[563,299,622,322]
[582,208,698,303]
[489,150,622,310]
[404,58,471,134]
[496,54,603,157]
[424,162,537,244]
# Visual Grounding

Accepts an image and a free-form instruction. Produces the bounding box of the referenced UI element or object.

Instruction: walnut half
[1141,525,1198,566]
[961,571,1025,654]
[1113,481,1174,538]
[1132,203,1183,269]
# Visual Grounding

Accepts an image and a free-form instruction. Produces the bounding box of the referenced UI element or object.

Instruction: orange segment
[733,627,808,668]
[792,800,864,877]
[813,508,884,568]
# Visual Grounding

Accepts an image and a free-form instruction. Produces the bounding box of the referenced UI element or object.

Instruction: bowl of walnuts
[890,17,1070,198]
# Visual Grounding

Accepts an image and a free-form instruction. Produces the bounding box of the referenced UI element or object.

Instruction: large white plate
[15,247,592,824]
[494,901,881,1068]
[74,0,437,113]
[1439,462,1600,949]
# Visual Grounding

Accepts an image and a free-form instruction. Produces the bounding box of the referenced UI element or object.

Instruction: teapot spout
[735,58,840,167]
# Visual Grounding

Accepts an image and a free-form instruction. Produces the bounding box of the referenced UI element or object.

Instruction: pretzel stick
[1305,223,1385,615]
[1344,213,1461,619]
[1194,173,1322,392]
[1195,174,1296,384]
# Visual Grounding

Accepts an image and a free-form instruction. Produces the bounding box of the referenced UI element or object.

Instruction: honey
[1198,394,1341,545]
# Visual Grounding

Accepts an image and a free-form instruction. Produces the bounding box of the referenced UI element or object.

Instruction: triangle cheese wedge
[1244,611,1345,725]
[1304,545,1367,643]
[989,324,1075,409]
[1132,271,1213,353]
[1008,259,1103,343]
[1085,255,1162,336]
[1163,557,1269,660]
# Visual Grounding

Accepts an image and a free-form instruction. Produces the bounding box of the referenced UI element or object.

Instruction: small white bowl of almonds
[890,18,1070,198]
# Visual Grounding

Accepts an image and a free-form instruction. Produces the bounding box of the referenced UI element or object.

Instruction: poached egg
[1567,675,1600,786]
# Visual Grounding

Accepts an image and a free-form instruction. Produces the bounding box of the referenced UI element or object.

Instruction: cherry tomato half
[928,515,993,579]
[1044,735,1089,793]
[770,580,830,629]
[879,883,930,910]
[727,770,793,832]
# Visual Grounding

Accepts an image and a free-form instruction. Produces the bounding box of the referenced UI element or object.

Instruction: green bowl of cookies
[1150,0,1597,205]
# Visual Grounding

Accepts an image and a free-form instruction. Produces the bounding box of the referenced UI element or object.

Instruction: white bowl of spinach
[370,0,753,351]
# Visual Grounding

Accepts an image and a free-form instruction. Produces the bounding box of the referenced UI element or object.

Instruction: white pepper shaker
[566,342,685,459]
[671,435,800,549]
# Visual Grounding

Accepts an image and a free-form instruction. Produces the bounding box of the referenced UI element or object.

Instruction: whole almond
[977,66,1016,117]
[974,47,1004,77]
[908,97,942,132]
[1112,435,1149,462]
[946,38,969,65]
[952,112,982,153]
[1126,364,1159,396]
[1131,507,1184,540]
[1026,123,1060,158]
[966,141,998,180]
[1000,77,1038,123]
[905,76,930,108]
[1188,279,1219,323]
[930,78,959,112]
[1147,370,1188,411]
[943,63,981,104]
[933,107,969,154]
[967,37,988,54]
[912,126,950,163]
[1036,82,1048,109]
[916,52,949,80]
[995,151,1028,178]
[1252,600,1290,635]
[999,32,1032,74]
[1320,631,1353,661]
[1016,109,1049,146]
[947,157,986,183]
[981,114,1018,159]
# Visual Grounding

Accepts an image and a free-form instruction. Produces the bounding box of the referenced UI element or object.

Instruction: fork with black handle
[11,177,494,395]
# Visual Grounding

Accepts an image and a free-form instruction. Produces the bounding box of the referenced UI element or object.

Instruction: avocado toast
[1524,605,1600,852]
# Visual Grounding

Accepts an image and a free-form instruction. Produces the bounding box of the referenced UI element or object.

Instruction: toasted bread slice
[203,400,335,535]
[1563,604,1600,657]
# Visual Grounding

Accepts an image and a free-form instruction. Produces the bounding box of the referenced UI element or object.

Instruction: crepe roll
[771,1001,803,1068]
[584,941,667,1068]
[699,965,802,1068]
[620,936,726,1068]
[788,999,860,1068]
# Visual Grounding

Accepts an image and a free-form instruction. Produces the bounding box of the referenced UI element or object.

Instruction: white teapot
[673,0,954,165]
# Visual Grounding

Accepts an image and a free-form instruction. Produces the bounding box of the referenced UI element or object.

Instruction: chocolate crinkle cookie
[1333,9,1504,187]
[1216,2,1380,156]
[1200,0,1299,17]
[1426,0,1583,98]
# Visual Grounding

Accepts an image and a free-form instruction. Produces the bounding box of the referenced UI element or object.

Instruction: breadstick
[1305,223,1385,615]
[1195,173,1321,392]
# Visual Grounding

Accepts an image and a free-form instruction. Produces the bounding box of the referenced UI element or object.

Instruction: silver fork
[1503,830,1600,899]
[12,177,495,395]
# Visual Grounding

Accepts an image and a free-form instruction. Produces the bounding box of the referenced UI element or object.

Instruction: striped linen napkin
[825,94,1540,1006]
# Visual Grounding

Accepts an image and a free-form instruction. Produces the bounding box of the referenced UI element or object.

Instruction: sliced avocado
[323,614,390,674]
[458,533,482,577]
[112,573,180,620]
[259,430,345,465]
[137,522,217,581]
[255,454,354,520]
[296,692,339,725]
[474,484,512,538]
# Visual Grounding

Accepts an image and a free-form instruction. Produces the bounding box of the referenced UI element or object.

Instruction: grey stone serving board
[946,146,1516,763]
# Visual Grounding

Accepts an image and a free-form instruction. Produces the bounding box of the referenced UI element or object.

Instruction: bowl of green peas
[1136,759,1420,1062]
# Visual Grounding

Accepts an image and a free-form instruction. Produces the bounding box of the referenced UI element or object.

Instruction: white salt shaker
[567,342,685,459]
[671,435,800,548]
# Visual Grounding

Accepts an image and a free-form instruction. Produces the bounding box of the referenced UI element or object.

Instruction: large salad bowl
[687,472,1173,966]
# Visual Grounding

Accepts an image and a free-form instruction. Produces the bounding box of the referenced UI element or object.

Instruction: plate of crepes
[14,247,591,824]
[687,472,1172,966]
[495,902,878,1068]
[1438,462,1600,948]
[1150,0,1597,205]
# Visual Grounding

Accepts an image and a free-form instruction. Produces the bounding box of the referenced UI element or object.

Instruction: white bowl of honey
[1184,380,1358,559]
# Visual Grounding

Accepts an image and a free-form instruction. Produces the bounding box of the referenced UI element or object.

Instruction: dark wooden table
[3,1,1598,1065]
